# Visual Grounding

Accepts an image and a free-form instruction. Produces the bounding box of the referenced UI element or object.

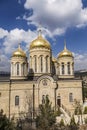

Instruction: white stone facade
[0,32,83,119]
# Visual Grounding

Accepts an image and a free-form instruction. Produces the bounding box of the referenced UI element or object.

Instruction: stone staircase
[58,104,72,124]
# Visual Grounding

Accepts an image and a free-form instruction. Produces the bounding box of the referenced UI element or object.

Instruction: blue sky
[0,0,87,72]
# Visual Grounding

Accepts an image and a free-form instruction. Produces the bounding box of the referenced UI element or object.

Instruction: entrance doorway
[57,96,61,107]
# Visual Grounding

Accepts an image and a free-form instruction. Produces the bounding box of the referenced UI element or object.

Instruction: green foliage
[83,106,87,114]
[55,107,62,116]
[36,96,56,130]
[82,81,87,100]
[0,109,15,130]
[84,117,87,124]
[84,88,87,98]
[59,119,65,127]
[74,100,82,115]
[69,116,79,130]
[70,116,76,126]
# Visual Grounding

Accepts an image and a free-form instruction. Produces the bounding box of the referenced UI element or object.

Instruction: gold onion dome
[12,44,26,57]
[58,42,73,58]
[52,57,57,62]
[29,29,51,50]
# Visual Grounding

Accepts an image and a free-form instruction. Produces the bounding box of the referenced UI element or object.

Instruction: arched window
[15,95,19,106]
[42,95,45,104]
[62,62,64,74]
[42,95,49,104]
[57,94,61,107]
[67,62,70,74]
[16,62,19,75]
[40,56,43,72]
[69,93,73,102]
[46,56,49,72]
[34,55,37,72]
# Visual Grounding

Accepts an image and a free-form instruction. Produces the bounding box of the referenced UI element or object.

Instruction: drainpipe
[33,84,35,119]
[55,82,58,110]
[9,79,11,120]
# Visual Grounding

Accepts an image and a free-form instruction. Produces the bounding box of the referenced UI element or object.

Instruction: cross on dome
[64,40,67,50]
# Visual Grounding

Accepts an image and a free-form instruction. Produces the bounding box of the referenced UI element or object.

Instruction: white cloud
[0,27,87,72]
[74,53,87,70]
[3,28,37,54]
[0,28,8,39]
[24,0,87,36]
[0,28,37,71]
[18,0,21,4]
[0,54,10,72]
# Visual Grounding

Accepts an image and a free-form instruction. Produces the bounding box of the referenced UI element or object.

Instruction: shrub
[84,117,87,124]
[55,107,62,116]
[83,106,87,114]
[59,119,65,127]
[69,116,79,130]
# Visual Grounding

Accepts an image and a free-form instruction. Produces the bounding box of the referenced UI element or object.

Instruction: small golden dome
[12,44,26,57]
[52,57,57,62]
[58,43,73,58]
[29,30,51,50]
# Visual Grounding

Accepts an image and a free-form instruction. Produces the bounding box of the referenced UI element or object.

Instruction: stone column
[37,56,39,73]
[65,63,67,75]
[48,56,50,73]
[43,56,46,73]
[19,63,21,76]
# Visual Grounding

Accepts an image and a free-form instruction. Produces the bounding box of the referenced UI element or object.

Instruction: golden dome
[52,57,57,62]
[29,30,51,50]
[12,44,26,57]
[58,43,73,58]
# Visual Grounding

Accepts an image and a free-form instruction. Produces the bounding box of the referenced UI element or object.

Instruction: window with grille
[15,96,19,106]
[69,93,73,102]
[16,63,19,75]
[67,62,70,74]
[62,62,64,74]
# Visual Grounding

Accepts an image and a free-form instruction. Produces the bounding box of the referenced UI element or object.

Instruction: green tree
[74,100,82,115]
[0,109,15,130]
[83,106,87,114]
[59,118,65,127]
[84,117,87,124]
[69,116,79,130]
[36,96,56,130]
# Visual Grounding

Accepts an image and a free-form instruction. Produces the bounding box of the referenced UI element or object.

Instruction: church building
[0,30,83,119]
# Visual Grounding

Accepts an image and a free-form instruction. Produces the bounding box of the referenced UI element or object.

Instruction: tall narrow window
[34,56,37,72]
[40,56,43,72]
[15,96,19,106]
[42,95,49,104]
[62,62,64,74]
[67,62,70,74]
[69,93,73,102]
[57,95,61,107]
[17,63,19,75]
[46,56,48,72]
[42,95,45,104]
